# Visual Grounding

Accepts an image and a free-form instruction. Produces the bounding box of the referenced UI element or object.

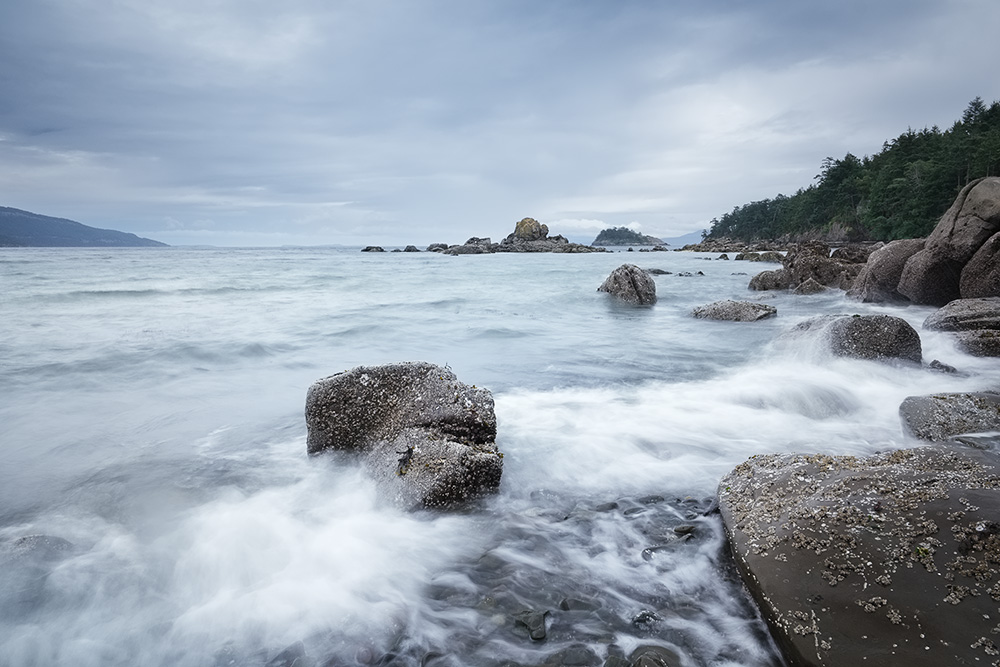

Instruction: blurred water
[2,247,999,666]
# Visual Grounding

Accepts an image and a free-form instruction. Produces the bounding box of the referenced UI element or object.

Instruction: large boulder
[497,218,604,253]
[899,392,1000,441]
[923,297,1000,357]
[597,264,657,305]
[692,300,777,322]
[825,314,922,363]
[512,217,548,241]
[847,238,926,303]
[305,362,503,509]
[960,230,1000,298]
[897,178,1000,305]
[719,447,1000,667]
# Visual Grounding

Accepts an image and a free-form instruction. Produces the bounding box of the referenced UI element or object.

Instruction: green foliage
[593,226,662,245]
[707,98,1000,241]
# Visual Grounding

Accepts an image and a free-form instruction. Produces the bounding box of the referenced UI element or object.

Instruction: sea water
[2,247,999,666]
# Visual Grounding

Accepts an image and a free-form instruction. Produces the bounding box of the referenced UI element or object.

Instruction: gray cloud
[0,0,997,245]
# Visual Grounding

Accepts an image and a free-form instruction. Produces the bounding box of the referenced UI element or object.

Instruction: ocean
[2,246,998,666]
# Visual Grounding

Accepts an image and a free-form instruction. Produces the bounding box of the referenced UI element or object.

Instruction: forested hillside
[706,98,1000,242]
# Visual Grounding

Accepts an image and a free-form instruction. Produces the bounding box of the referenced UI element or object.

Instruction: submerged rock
[692,300,776,322]
[305,362,502,509]
[597,264,657,305]
[719,447,1000,667]
[899,392,1000,441]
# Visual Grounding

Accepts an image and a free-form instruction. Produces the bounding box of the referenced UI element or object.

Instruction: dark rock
[960,230,1000,298]
[793,277,827,295]
[628,645,681,667]
[444,237,495,255]
[512,218,548,241]
[719,446,1000,667]
[826,314,922,363]
[748,269,791,291]
[786,254,848,287]
[757,251,784,263]
[630,610,660,629]
[954,329,1000,356]
[545,645,598,666]
[513,609,548,641]
[645,268,671,275]
[900,392,1000,441]
[559,597,601,612]
[923,297,1000,331]
[426,243,448,252]
[597,264,657,305]
[717,253,729,260]
[897,249,965,306]
[734,252,758,261]
[496,218,604,254]
[361,246,385,252]
[847,238,926,303]
[403,245,420,252]
[928,359,958,374]
[831,244,880,264]
[305,362,502,509]
[925,178,1000,263]
[691,300,776,322]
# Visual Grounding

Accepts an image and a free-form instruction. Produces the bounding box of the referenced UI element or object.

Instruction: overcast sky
[0,1,997,246]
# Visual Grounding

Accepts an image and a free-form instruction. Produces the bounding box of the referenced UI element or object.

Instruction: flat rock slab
[692,300,777,321]
[305,362,502,509]
[719,447,1000,666]
[900,392,1000,441]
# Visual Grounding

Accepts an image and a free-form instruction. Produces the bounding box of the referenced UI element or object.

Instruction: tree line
[705,97,1000,242]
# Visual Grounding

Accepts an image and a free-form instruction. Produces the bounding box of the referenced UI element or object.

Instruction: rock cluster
[440,218,605,255]
[748,242,872,293]
[719,446,1000,667]
[305,362,503,509]
[692,300,776,322]
[923,296,1000,356]
[597,264,657,305]
[849,178,1000,305]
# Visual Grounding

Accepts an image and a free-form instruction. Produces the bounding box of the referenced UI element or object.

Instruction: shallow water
[2,247,998,666]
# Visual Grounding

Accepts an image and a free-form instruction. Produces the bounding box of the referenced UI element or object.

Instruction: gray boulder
[692,300,776,322]
[899,392,1000,441]
[748,268,791,291]
[896,249,965,306]
[960,230,1000,298]
[825,314,922,363]
[719,446,1000,667]
[403,245,420,252]
[831,243,881,264]
[923,297,1000,357]
[361,246,385,252]
[426,243,449,252]
[305,362,503,509]
[847,238,926,303]
[597,264,657,305]
[793,277,827,295]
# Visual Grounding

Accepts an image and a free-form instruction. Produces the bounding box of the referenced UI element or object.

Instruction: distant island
[591,226,665,246]
[0,206,167,247]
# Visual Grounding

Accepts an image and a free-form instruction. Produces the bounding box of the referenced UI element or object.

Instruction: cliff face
[0,207,167,247]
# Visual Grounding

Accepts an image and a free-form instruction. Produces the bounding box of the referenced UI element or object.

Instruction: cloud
[0,1,997,245]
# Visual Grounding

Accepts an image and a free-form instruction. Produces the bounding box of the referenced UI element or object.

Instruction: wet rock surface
[825,314,922,363]
[598,264,657,306]
[847,238,926,303]
[923,297,1000,357]
[719,447,1000,667]
[692,300,777,322]
[305,362,503,509]
[899,392,1000,441]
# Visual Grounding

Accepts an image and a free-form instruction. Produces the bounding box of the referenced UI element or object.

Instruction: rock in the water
[923,297,1000,356]
[847,238,926,303]
[826,314,922,363]
[513,609,548,641]
[360,246,385,252]
[403,245,420,252]
[426,243,449,252]
[900,392,1000,441]
[628,645,682,667]
[748,268,791,291]
[692,300,776,322]
[719,447,1000,667]
[305,362,502,509]
[793,277,827,295]
[597,264,657,305]
[512,217,548,241]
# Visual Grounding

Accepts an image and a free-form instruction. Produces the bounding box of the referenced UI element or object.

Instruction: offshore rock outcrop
[305,362,503,509]
[597,264,657,305]
[441,218,605,255]
[719,446,1000,667]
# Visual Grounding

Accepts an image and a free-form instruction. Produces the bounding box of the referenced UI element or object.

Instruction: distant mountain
[659,230,705,247]
[591,226,665,246]
[0,206,167,247]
